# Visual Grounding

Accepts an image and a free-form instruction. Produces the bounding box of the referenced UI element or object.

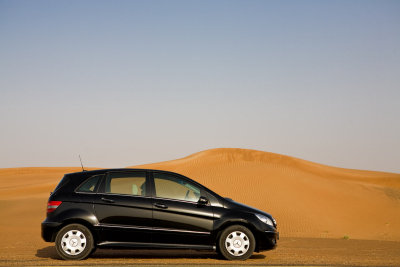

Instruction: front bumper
[256,229,279,252]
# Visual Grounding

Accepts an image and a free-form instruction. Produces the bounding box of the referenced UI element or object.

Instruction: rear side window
[76,175,102,193]
[105,172,146,196]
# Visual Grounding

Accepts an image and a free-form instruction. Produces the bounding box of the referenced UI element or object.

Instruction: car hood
[224,197,273,219]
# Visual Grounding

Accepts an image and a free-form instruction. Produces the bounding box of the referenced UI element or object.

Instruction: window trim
[152,195,200,205]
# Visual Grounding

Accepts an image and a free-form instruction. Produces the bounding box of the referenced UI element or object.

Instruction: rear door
[93,171,153,243]
[151,171,214,246]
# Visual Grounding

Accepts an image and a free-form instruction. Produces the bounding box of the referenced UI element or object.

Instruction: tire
[55,223,94,260]
[218,225,255,260]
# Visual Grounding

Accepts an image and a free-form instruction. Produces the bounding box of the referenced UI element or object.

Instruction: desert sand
[1,148,399,266]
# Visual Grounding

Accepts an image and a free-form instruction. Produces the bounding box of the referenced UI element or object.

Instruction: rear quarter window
[76,175,103,193]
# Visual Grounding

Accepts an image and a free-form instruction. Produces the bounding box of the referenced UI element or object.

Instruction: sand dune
[133,148,400,241]
[0,148,399,265]
[0,167,83,200]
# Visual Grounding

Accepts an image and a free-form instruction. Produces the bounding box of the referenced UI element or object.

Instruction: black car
[42,169,278,260]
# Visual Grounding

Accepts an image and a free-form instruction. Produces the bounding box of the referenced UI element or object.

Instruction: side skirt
[97,241,216,251]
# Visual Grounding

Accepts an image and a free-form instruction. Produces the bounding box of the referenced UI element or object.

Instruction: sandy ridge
[0,148,400,265]
[133,148,400,241]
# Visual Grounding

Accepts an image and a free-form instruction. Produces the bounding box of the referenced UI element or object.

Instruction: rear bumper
[256,229,279,252]
[41,221,62,242]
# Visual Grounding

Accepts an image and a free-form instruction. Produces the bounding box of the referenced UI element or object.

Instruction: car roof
[66,168,181,176]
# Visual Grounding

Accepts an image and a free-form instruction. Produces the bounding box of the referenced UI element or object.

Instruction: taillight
[47,201,62,213]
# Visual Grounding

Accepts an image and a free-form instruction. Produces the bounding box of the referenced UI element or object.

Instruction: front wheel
[218,225,255,260]
[55,223,94,260]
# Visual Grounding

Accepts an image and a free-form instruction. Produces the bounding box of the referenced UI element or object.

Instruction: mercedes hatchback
[42,169,278,260]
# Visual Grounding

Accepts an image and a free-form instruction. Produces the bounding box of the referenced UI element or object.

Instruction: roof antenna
[79,155,86,172]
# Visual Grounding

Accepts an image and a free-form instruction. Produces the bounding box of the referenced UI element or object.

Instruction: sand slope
[133,148,400,241]
[0,147,399,262]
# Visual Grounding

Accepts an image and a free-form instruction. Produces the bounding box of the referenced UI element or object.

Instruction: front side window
[105,172,146,196]
[154,173,201,202]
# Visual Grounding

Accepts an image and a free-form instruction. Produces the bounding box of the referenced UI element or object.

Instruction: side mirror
[197,196,209,206]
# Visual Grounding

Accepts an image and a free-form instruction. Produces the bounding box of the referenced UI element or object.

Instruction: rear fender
[50,206,99,242]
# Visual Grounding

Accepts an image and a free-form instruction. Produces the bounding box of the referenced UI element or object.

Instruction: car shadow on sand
[36,246,265,260]
[36,246,59,260]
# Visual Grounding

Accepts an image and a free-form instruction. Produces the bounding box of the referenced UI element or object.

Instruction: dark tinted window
[154,173,201,202]
[76,175,102,193]
[105,172,146,196]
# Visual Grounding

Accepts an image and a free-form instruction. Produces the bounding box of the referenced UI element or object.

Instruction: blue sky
[1,0,399,172]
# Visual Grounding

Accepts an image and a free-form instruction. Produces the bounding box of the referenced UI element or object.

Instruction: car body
[42,168,278,260]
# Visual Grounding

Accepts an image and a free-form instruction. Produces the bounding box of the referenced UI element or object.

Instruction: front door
[151,172,214,246]
[94,171,153,243]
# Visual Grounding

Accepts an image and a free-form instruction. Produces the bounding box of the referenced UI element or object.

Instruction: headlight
[256,214,274,227]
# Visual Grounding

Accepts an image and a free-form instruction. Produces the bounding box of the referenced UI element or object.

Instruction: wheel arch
[214,220,260,252]
[51,218,98,244]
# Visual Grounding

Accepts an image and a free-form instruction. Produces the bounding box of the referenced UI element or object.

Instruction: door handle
[154,203,168,209]
[101,197,115,203]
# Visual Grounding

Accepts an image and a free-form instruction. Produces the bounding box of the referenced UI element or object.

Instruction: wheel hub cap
[225,231,250,257]
[61,230,87,256]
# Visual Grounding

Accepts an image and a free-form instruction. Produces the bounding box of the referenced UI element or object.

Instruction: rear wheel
[218,225,255,260]
[55,224,94,260]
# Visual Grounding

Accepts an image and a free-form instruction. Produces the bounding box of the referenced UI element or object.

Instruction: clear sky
[1,0,399,173]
